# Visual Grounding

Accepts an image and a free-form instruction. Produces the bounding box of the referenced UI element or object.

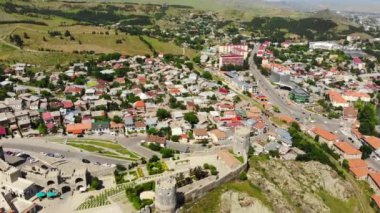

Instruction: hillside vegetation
[182,157,374,213]
[0,1,196,68]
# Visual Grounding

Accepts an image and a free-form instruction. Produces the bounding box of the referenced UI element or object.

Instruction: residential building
[209,129,228,144]
[364,136,380,150]
[146,135,166,147]
[289,87,309,103]
[333,141,362,159]
[348,159,368,180]
[368,172,380,193]
[310,127,338,147]
[193,128,209,141]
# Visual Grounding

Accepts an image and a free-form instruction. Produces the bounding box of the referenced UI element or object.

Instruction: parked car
[54,153,64,158]
[82,159,90,164]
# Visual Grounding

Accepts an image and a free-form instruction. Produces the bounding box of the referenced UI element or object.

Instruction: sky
[263,0,380,13]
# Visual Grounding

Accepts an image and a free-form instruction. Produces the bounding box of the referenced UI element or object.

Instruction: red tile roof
[62,101,74,109]
[369,172,380,188]
[134,101,145,108]
[372,194,380,208]
[348,159,367,169]
[66,123,92,134]
[146,135,166,144]
[334,141,361,155]
[350,167,368,179]
[328,90,347,104]
[42,112,52,121]
[364,136,380,149]
[311,127,338,141]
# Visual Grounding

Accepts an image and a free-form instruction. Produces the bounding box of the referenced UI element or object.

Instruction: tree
[171,135,180,142]
[74,76,86,85]
[239,171,248,180]
[11,34,24,48]
[190,166,208,180]
[233,96,241,104]
[64,30,71,37]
[342,159,349,170]
[149,155,160,163]
[90,177,102,190]
[160,148,174,158]
[360,144,372,159]
[290,122,301,131]
[156,108,171,120]
[38,123,48,135]
[202,71,212,80]
[147,128,158,135]
[113,115,123,123]
[184,112,199,127]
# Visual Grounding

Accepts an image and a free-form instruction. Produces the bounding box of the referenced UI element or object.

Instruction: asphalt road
[248,45,343,135]
[0,138,130,165]
[116,136,158,159]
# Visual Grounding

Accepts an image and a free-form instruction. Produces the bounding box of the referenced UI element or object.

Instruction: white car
[29,158,38,163]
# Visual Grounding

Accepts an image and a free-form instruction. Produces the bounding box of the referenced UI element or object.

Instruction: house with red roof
[371,194,380,210]
[62,100,74,110]
[146,135,166,147]
[352,57,365,70]
[218,104,234,111]
[328,90,349,108]
[364,136,380,150]
[343,106,358,121]
[368,172,380,193]
[66,122,92,135]
[64,86,83,96]
[218,87,229,95]
[348,159,368,180]
[342,90,370,102]
[333,141,362,159]
[133,101,145,112]
[310,126,338,147]
[253,121,267,135]
[114,77,126,84]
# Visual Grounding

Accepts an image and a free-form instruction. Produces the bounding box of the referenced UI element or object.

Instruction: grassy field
[143,36,196,58]
[0,41,89,69]
[319,190,358,213]
[0,23,197,65]
[0,1,199,68]
[51,138,141,161]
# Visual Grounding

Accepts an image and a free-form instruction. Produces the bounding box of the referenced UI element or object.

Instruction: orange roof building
[369,172,380,193]
[134,101,145,111]
[350,167,369,180]
[310,127,338,146]
[333,141,361,159]
[364,136,380,150]
[371,194,380,209]
[278,115,295,124]
[66,122,92,134]
[348,159,367,169]
[328,90,349,108]
[342,90,370,102]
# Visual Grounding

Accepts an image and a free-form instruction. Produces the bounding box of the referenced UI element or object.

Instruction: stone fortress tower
[233,126,251,161]
[155,176,177,213]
